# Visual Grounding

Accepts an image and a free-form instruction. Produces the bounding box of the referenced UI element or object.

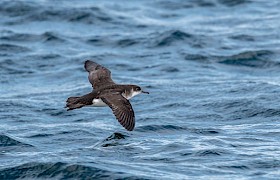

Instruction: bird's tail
[65,96,85,111]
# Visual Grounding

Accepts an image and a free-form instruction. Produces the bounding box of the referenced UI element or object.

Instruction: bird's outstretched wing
[100,92,135,131]
[84,60,115,90]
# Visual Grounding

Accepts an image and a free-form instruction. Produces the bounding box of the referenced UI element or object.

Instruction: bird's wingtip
[84,60,94,72]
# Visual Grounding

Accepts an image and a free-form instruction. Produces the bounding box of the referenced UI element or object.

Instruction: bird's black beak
[142,91,149,94]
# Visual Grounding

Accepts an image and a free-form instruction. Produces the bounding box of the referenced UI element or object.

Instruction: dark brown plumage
[65,60,148,131]
[101,93,135,131]
[84,60,115,90]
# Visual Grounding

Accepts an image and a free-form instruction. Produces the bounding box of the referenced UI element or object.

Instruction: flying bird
[65,60,149,131]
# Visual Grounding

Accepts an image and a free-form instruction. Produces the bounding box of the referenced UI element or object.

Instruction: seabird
[65,60,149,131]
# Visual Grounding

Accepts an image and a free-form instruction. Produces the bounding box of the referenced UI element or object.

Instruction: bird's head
[132,85,149,95]
[125,85,149,99]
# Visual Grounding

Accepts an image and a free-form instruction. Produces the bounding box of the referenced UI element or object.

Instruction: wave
[154,0,250,11]
[0,44,30,53]
[0,1,113,25]
[0,162,126,179]
[216,164,250,170]
[104,132,127,141]
[0,31,65,43]
[218,0,251,7]
[101,133,128,147]
[0,1,37,17]
[154,1,215,10]
[251,159,280,169]
[116,39,139,47]
[184,53,209,62]
[152,30,195,47]
[86,36,141,48]
[218,50,277,68]
[194,149,227,156]
[137,125,220,135]
[190,128,219,135]
[27,134,54,138]
[0,52,63,76]
[0,135,32,147]
[160,66,180,73]
[185,50,278,69]
[137,125,187,132]
[230,34,255,42]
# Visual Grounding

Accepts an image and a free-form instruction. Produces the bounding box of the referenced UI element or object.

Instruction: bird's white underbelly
[90,90,140,107]
[91,98,107,107]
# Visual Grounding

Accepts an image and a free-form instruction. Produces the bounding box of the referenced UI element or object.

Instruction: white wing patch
[91,98,107,107]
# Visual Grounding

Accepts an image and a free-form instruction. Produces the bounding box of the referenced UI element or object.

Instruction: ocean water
[1,0,280,179]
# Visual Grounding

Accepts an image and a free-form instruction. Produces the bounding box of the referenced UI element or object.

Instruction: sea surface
[1,0,280,179]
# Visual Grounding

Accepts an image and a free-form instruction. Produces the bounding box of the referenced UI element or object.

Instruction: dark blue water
[1,0,280,179]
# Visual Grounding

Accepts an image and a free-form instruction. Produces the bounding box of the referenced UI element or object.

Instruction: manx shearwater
[65,60,149,131]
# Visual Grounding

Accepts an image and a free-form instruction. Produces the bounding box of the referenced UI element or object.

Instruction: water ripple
[1,0,280,179]
[0,135,32,147]
[0,162,127,179]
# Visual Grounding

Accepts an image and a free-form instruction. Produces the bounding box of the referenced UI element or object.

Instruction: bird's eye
[136,87,141,91]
